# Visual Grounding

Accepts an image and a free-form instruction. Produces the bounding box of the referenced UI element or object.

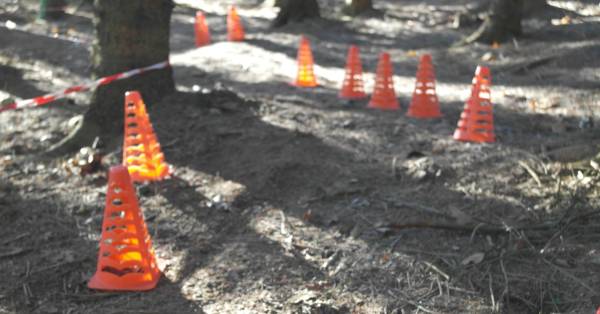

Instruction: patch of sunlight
[156,244,188,282]
[202,290,277,314]
[174,0,277,19]
[176,166,247,205]
[172,40,425,96]
[170,35,592,120]
[249,205,365,270]
[548,1,600,17]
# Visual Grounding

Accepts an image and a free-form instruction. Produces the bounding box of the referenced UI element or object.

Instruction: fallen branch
[518,160,542,187]
[0,247,30,259]
[380,206,600,236]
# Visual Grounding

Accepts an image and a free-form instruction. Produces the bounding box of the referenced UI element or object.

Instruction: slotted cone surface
[368,52,399,110]
[294,36,318,87]
[227,6,245,42]
[122,91,170,182]
[340,45,367,99]
[407,54,441,118]
[453,66,496,143]
[88,165,160,291]
[194,11,211,47]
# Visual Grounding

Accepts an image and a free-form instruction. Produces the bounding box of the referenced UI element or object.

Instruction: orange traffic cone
[293,36,318,87]
[122,91,171,182]
[407,54,442,118]
[194,11,211,47]
[339,45,367,100]
[453,66,496,143]
[88,165,160,291]
[368,52,399,110]
[227,5,245,42]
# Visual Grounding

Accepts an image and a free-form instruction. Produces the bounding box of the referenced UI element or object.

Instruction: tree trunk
[272,0,320,27]
[39,0,67,19]
[463,0,547,44]
[48,0,174,156]
[344,0,373,16]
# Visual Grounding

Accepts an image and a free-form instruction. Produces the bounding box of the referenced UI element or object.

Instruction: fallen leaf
[560,15,572,25]
[461,252,485,265]
[481,52,495,61]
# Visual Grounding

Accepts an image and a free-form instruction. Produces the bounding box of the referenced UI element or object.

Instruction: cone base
[195,40,210,48]
[291,81,318,88]
[88,272,160,292]
[453,129,496,143]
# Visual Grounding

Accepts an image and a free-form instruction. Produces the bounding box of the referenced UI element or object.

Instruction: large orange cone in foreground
[339,45,367,100]
[293,36,318,87]
[227,5,245,42]
[407,54,442,118]
[88,165,160,291]
[194,11,211,47]
[453,66,496,143]
[123,91,171,182]
[368,52,399,110]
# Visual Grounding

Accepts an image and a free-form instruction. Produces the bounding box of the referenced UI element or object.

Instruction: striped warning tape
[0,61,170,113]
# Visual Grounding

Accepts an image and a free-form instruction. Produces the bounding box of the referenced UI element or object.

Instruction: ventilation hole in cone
[112,199,124,206]
[127,102,135,108]
[127,123,138,128]
[113,187,122,194]
[109,210,125,220]
[103,238,113,245]
[102,251,110,257]
[101,266,144,277]
[127,113,135,118]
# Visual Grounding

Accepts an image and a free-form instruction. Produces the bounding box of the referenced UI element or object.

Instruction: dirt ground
[1,0,600,313]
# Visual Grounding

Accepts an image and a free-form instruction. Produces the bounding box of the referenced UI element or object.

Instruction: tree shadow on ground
[170,4,273,54]
[0,64,46,98]
[142,88,600,312]
[0,27,90,76]
[0,168,203,313]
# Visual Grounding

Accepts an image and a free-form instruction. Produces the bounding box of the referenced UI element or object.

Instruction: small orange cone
[293,36,318,88]
[194,11,211,47]
[88,165,160,291]
[227,5,245,42]
[339,45,367,100]
[368,52,399,110]
[122,91,171,182]
[407,54,442,118]
[453,66,496,143]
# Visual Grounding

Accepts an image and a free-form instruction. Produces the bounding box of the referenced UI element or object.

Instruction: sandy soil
[1,0,600,313]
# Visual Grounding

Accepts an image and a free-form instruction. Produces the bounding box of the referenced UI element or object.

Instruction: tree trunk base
[460,17,518,45]
[45,115,102,157]
[458,0,525,45]
[272,0,320,27]
[456,0,554,45]
[343,0,373,16]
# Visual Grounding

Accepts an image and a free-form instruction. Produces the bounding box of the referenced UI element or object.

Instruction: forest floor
[1,0,600,313]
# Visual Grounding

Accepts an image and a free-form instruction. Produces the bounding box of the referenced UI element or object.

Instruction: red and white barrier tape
[0,61,170,113]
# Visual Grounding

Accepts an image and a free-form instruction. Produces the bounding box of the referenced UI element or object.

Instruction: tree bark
[48,0,174,156]
[344,0,373,16]
[272,0,320,27]
[462,0,547,44]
